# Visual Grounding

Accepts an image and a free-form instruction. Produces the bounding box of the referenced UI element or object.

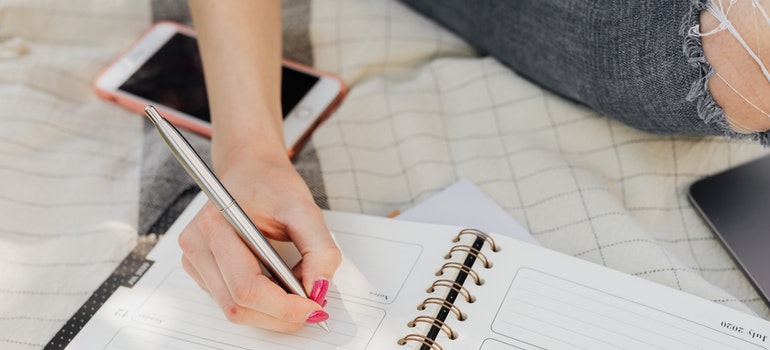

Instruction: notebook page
[65,192,770,349]
[441,232,770,350]
[64,193,475,349]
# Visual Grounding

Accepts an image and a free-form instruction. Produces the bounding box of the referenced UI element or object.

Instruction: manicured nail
[306,310,329,323]
[309,279,329,305]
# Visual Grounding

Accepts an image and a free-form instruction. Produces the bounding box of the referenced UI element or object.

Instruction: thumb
[284,211,342,305]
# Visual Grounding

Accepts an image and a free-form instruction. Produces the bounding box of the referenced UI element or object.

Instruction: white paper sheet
[397,178,538,245]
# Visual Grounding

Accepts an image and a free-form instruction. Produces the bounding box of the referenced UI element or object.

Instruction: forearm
[189,0,285,171]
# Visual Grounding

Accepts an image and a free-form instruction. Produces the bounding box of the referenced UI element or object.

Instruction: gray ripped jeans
[400,0,770,144]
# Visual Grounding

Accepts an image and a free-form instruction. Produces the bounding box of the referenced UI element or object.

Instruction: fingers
[178,203,326,332]
[208,215,325,320]
[280,204,342,297]
[210,156,342,301]
[181,255,208,293]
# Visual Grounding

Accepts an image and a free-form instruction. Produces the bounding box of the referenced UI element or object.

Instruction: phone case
[93,21,346,158]
[281,59,346,158]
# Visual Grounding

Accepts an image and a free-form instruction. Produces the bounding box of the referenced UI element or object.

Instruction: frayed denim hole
[681,0,770,146]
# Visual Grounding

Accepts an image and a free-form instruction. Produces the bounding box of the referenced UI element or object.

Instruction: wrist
[211,130,290,175]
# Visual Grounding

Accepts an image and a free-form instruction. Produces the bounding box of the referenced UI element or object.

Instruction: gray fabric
[151,0,192,25]
[399,0,770,144]
[138,121,206,235]
[140,0,326,235]
[282,0,314,65]
[293,142,329,210]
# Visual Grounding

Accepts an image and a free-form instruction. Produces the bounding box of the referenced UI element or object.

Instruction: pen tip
[318,321,331,333]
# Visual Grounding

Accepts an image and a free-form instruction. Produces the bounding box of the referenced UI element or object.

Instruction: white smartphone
[94,21,346,158]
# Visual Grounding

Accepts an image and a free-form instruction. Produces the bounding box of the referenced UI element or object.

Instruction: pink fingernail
[306,310,329,323]
[309,279,329,305]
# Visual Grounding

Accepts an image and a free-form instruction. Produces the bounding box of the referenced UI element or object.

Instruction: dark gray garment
[400,0,770,144]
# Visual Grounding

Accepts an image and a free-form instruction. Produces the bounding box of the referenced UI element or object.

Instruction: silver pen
[144,105,330,332]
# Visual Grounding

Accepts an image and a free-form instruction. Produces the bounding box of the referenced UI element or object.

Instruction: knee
[700,0,770,133]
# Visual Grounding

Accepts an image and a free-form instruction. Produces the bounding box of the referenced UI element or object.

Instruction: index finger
[207,218,325,326]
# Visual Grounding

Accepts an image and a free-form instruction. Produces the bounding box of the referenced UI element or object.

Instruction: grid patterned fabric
[0,1,150,348]
[309,0,770,319]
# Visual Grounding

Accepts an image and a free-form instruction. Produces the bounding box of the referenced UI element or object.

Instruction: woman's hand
[184,0,340,332]
[178,149,342,332]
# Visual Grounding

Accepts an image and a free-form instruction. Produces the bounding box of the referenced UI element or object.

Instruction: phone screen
[118,33,320,122]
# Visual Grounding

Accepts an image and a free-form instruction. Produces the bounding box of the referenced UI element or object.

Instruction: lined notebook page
[0,1,150,348]
[66,193,474,349]
[66,192,770,349]
[444,243,770,350]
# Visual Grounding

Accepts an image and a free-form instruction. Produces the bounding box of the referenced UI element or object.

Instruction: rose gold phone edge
[93,21,346,158]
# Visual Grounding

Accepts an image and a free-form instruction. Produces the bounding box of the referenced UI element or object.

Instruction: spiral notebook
[63,193,770,349]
